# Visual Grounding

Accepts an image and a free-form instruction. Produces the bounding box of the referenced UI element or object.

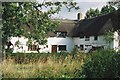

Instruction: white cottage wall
[113,31,119,51]
[47,37,73,53]
[10,31,120,53]
[10,36,28,53]
[73,36,107,53]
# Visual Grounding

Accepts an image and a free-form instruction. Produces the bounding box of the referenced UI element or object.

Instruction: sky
[37,0,111,20]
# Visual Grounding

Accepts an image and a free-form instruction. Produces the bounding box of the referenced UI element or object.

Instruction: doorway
[51,45,57,53]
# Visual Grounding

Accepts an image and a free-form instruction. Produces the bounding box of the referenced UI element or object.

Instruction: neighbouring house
[9,11,120,53]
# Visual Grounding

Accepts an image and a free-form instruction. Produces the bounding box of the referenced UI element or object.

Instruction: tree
[85,8,100,19]
[85,5,116,19]
[100,5,116,15]
[103,31,114,48]
[108,0,120,9]
[1,1,79,52]
[108,0,120,20]
[108,0,120,37]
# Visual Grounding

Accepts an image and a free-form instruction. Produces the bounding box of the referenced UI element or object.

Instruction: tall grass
[0,52,86,78]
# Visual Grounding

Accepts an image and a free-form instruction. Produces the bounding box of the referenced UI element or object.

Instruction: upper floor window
[85,45,91,47]
[94,36,98,40]
[85,36,90,41]
[80,36,84,39]
[57,32,67,38]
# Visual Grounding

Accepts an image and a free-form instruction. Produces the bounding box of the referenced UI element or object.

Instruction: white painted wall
[113,31,119,51]
[10,36,28,53]
[10,36,74,53]
[9,31,120,53]
[47,37,73,53]
[73,36,107,53]
[10,37,49,53]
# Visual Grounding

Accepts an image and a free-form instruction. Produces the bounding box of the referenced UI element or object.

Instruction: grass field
[0,52,86,78]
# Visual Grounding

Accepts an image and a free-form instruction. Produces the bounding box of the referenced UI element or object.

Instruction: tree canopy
[100,5,116,15]
[108,0,120,9]
[85,5,116,19]
[85,8,100,19]
[2,1,79,51]
[85,0,120,19]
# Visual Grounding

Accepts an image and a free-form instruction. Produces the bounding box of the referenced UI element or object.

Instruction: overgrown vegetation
[0,49,120,78]
[1,1,120,78]
[1,52,86,78]
[83,49,120,78]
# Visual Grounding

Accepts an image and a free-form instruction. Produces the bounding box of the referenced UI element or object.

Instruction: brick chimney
[77,12,83,20]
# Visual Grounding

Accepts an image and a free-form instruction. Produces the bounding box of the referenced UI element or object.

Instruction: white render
[47,37,74,53]
[73,36,107,53]
[8,31,120,53]
[113,31,120,51]
[10,36,28,53]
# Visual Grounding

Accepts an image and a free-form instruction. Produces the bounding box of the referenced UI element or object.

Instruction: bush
[83,49,120,78]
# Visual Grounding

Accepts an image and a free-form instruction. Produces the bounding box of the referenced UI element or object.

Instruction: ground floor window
[58,45,67,51]
[28,44,37,51]
[80,45,84,50]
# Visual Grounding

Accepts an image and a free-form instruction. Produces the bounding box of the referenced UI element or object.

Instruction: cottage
[10,11,120,53]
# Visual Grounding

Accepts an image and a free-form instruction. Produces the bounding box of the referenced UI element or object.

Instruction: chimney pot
[77,12,83,20]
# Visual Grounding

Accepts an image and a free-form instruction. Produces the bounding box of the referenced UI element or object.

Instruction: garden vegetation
[0,49,120,78]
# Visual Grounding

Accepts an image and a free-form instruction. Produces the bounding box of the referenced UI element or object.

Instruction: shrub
[83,49,120,78]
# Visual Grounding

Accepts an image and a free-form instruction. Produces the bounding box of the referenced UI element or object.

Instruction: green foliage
[2,2,58,45]
[85,5,116,19]
[85,8,100,19]
[15,40,21,47]
[109,0,120,9]
[2,52,86,78]
[71,46,79,54]
[26,39,33,46]
[2,49,120,78]
[2,2,79,51]
[83,49,120,78]
[101,5,116,15]
[103,31,114,48]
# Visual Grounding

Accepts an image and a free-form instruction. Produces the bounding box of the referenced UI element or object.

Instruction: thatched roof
[48,10,120,37]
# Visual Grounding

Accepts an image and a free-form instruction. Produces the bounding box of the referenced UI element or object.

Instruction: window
[85,45,91,47]
[80,45,84,50]
[58,45,66,51]
[80,36,84,39]
[28,44,37,51]
[85,36,90,41]
[94,36,98,40]
[57,32,67,38]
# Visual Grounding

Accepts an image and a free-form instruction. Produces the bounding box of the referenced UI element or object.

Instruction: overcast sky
[37,0,111,20]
